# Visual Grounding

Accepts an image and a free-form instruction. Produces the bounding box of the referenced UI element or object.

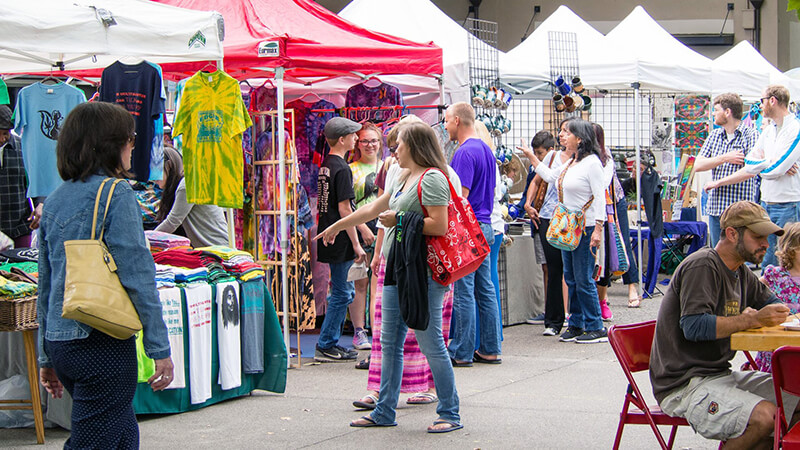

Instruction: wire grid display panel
[465,18,499,88]
[503,98,545,148]
[590,90,653,158]
[548,30,583,120]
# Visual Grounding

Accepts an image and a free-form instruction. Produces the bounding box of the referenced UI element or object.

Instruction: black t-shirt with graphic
[317,154,355,264]
[100,61,164,181]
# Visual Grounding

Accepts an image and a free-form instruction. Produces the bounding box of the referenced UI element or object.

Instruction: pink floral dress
[755,265,800,372]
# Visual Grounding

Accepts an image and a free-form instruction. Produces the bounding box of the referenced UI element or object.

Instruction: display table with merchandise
[498,232,545,325]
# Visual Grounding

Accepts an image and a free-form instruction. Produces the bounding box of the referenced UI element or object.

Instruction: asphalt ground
[2,278,730,449]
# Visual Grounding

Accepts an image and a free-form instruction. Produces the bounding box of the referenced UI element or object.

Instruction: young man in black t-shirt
[315,117,367,362]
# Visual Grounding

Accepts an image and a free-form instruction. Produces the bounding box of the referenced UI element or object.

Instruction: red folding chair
[771,346,800,449]
[608,320,689,450]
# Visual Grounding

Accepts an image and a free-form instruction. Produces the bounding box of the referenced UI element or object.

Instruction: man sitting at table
[650,201,799,449]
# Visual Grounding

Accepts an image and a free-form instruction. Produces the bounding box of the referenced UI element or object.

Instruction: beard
[736,238,766,264]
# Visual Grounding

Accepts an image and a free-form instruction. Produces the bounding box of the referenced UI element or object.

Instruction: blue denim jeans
[317,260,355,349]
[761,201,800,269]
[475,233,504,350]
[709,215,721,248]
[370,275,460,425]
[562,226,604,332]
[448,222,500,362]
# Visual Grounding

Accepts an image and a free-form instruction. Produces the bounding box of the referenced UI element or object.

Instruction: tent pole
[276,67,290,368]
[633,82,643,299]
[438,76,445,121]
[218,57,236,250]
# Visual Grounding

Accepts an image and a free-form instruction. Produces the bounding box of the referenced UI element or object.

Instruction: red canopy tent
[154,0,443,83]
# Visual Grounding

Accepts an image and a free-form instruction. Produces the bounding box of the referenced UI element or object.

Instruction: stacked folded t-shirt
[145,230,192,253]
[197,246,265,281]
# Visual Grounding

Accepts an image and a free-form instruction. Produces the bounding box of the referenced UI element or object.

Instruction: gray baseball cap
[323,117,361,139]
[0,105,12,130]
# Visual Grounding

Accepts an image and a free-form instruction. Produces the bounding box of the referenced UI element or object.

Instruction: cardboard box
[662,199,673,222]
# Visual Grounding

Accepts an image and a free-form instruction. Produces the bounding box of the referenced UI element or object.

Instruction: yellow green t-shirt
[173,70,252,208]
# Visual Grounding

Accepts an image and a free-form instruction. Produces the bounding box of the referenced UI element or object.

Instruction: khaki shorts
[660,371,799,441]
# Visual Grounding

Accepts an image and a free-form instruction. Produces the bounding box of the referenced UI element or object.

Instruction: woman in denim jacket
[37,102,173,449]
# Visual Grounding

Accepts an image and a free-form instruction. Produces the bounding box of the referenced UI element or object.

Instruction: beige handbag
[61,178,142,339]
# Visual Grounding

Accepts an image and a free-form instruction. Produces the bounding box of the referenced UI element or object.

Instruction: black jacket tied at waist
[384,211,429,330]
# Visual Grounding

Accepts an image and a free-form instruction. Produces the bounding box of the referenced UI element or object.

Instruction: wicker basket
[0,295,38,331]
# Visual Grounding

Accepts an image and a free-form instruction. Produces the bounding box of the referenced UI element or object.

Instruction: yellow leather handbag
[61,178,142,339]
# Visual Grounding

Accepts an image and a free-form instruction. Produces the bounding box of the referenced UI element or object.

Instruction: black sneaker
[575,328,609,344]
[315,344,358,362]
[559,326,584,342]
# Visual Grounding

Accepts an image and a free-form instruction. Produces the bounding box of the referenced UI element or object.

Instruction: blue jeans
[370,275,460,425]
[615,197,639,285]
[563,226,604,332]
[475,233,504,350]
[761,201,800,269]
[709,215,721,248]
[449,222,500,362]
[318,260,355,349]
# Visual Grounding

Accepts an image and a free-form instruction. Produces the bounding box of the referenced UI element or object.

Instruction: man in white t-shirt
[706,85,800,268]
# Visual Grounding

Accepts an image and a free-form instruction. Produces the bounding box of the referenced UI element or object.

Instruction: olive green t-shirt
[649,248,774,402]
[382,169,450,258]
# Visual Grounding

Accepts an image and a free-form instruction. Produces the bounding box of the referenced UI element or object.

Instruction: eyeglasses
[127,132,137,143]
[760,96,773,105]
[358,139,380,146]
[388,145,398,153]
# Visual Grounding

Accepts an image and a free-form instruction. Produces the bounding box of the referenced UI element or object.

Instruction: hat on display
[323,117,361,140]
[720,201,784,237]
[0,105,12,130]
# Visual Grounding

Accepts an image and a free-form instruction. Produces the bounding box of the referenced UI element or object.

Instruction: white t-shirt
[744,114,800,202]
[536,154,608,223]
[159,287,186,389]
[216,281,242,390]
[185,284,213,404]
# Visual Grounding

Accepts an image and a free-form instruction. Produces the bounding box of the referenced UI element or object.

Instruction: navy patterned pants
[46,330,138,449]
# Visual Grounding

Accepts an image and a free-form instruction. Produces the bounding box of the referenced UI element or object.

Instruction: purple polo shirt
[450,138,496,223]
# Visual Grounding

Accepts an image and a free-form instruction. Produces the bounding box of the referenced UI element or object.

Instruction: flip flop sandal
[350,415,397,428]
[473,352,502,364]
[353,394,378,410]
[355,358,370,370]
[406,392,438,405]
[627,297,641,308]
[450,357,473,368]
[427,419,464,434]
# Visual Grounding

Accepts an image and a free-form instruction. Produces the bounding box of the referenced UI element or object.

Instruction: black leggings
[537,218,566,331]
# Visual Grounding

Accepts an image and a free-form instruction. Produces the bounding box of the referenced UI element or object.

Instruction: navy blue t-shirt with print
[100,61,164,181]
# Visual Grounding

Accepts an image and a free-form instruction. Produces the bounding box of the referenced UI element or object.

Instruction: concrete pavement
[2,280,727,449]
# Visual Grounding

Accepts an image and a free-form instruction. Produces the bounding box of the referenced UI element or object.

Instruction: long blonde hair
[777,222,800,270]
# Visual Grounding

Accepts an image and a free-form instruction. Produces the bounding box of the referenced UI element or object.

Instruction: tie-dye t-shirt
[173,71,252,208]
[344,82,403,123]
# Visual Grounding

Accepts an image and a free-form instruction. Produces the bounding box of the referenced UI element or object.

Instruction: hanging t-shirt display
[173,70,252,208]
[147,61,167,182]
[345,82,403,123]
[0,78,9,105]
[99,61,165,181]
[159,287,186,389]
[285,98,336,196]
[216,281,242,390]
[241,280,265,374]
[13,82,86,197]
[185,283,213,404]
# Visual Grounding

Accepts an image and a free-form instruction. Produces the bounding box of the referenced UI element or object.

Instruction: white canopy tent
[338,0,499,104]
[713,41,800,101]
[0,0,224,74]
[603,6,712,93]
[500,5,628,97]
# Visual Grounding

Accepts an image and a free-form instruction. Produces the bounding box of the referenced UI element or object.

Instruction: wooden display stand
[251,110,303,368]
[0,327,45,444]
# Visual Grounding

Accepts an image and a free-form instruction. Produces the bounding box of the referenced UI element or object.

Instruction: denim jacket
[38,174,170,367]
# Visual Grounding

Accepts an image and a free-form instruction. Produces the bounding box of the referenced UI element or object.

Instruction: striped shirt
[699,123,759,216]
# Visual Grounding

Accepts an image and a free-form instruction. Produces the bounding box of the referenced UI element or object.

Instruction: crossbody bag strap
[90,179,111,240]
[98,179,123,242]
[556,156,574,203]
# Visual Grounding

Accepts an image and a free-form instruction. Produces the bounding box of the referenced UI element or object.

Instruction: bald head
[447,102,475,127]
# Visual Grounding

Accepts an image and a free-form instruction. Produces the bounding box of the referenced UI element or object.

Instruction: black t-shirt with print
[317,154,355,263]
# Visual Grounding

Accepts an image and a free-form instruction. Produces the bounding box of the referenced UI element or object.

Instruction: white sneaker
[542,327,557,336]
[353,329,372,350]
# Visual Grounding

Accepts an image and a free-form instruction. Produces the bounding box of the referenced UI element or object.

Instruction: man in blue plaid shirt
[695,93,759,246]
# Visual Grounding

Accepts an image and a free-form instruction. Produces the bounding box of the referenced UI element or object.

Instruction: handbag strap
[556,157,593,212]
[416,167,458,217]
[91,178,123,241]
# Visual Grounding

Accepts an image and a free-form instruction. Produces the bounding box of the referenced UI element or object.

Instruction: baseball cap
[720,201,784,236]
[323,117,361,140]
[0,105,12,130]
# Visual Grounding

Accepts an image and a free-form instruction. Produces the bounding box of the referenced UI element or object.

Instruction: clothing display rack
[309,104,445,114]
[251,109,303,369]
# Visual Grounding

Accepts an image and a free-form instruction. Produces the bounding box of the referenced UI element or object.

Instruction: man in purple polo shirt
[445,102,501,366]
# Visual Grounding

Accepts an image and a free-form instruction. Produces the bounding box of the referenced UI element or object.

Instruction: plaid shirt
[0,135,32,239]
[699,123,759,216]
